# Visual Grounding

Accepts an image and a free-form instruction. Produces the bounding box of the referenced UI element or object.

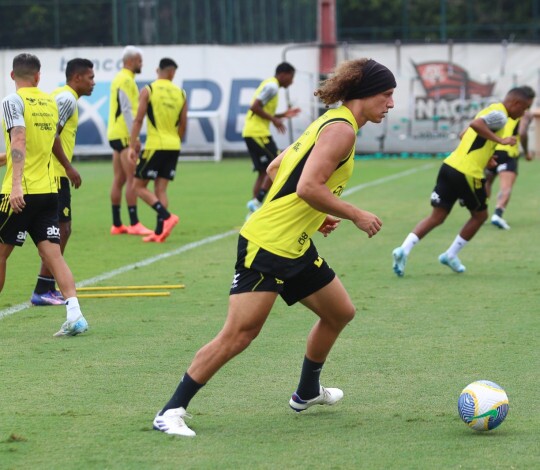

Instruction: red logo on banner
[413,61,495,100]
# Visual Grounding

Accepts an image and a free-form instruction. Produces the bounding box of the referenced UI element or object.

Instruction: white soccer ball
[458,380,509,431]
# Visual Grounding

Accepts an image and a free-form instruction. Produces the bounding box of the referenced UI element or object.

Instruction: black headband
[345,59,396,101]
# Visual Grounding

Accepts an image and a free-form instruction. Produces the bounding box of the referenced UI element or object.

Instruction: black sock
[495,208,504,217]
[155,217,164,235]
[152,201,170,220]
[112,205,122,227]
[34,275,56,294]
[128,206,139,225]
[161,372,205,414]
[256,189,267,203]
[296,356,324,400]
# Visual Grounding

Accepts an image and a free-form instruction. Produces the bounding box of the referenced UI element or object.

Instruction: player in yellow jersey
[0,53,88,336]
[128,58,186,243]
[30,58,95,306]
[392,86,534,277]
[485,86,535,230]
[107,45,152,236]
[152,59,396,437]
[242,62,300,216]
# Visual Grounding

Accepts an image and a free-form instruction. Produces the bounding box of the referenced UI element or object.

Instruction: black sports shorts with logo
[431,163,487,212]
[0,193,60,246]
[230,235,336,306]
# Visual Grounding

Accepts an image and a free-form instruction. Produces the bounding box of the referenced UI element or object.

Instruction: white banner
[1,42,539,155]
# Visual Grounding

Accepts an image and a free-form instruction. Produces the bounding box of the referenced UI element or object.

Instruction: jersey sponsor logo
[430,191,441,204]
[16,231,27,241]
[46,226,61,238]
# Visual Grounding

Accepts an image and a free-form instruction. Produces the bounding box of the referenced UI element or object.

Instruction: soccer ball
[458,380,509,431]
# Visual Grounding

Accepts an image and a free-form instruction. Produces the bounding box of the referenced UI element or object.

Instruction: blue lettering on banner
[183,80,221,144]
[226,79,260,142]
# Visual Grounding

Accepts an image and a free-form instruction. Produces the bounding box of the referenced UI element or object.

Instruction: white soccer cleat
[439,253,466,273]
[289,386,344,412]
[153,408,196,437]
[491,214,510,230]
[392,246,407,277]
[246,198,262,213]
[53,316,88,337]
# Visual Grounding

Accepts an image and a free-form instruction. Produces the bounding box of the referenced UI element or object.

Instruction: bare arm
[128,87,149,161]
[52,124,81,188]
[469,118,516,146]
[519,111,533,160]
[266,146,289,182]
[250,99,286,134]
[177,96,188,141]
[296,123,382,238]
[0,152,6,167]
[9,126,26,213]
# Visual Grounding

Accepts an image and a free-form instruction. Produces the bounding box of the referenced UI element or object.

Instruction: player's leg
[152,290,277,436]
[492,170,517,229]
[110,147,128,233]
[0,243,15,293]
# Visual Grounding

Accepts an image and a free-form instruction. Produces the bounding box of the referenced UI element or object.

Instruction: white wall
[1,42,539,155]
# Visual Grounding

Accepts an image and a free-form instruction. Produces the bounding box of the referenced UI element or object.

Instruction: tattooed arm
[9,126,26,213]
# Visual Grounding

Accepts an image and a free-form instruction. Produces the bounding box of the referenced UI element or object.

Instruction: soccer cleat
[392,246,407,277]
[31,291,65,306]
[52,290,65,301]
[53,315,88,337]
[126,222,153,236]
[142,232,166,243]
[439,252,466,273]
[159,214,180,241]
[153,408,196,437]
[110,224,128,235]
[246,198,262,213]
[289,386,344,413]
[491,214,510,230]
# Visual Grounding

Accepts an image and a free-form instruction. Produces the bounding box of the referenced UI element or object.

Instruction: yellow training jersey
[240,105,358,259]
[494,117,520,158]
[144,79,186,151]
[444,102,508,179]
[242,77,279,138]
[107,68,138,140]
[1,87,58,194]
[51,85,79,177]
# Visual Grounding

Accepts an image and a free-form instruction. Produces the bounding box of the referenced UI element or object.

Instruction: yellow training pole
[77,292,171,299]
[76,284,184,291]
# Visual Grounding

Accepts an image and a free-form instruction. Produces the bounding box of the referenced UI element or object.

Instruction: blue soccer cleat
[439,252,466,273]
[392,247,407,277]
[31,291,65,306]
[53,316,89,337]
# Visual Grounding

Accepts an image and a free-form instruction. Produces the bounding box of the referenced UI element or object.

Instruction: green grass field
[1,157,539,469]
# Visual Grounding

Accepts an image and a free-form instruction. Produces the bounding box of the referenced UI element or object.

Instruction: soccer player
[128,58,186,243]
[0,53,88,336]
[152,58,395,437]
[242,62,300,217]
[392,86,534,277]
[485,87,535,230]
[107,45,152,236]
[30,58,95,306]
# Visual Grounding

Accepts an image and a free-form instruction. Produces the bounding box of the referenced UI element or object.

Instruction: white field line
[0,162,435,320]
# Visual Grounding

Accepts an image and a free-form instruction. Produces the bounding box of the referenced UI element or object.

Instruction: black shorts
[56,177,72,222]
[230,235,336,306]
[244,136,279,171]
[0,193,60,247]
[135,149,180,180]
[109,138,129,152]
[431,163,487,212]
[485,150,519,175]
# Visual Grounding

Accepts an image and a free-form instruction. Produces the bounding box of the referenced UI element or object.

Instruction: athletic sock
[402,232,420,255]
[34,275,55,294]
[152,201,170,219]
[495,207,504,217]
[446,235,468,258]
[161,372,205,414]
[112,205,122,227]
[256,189,267,203]
[128,206,139,225]
[155,217,164,235]
[65,297,82,323]
[295,356,324,400]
